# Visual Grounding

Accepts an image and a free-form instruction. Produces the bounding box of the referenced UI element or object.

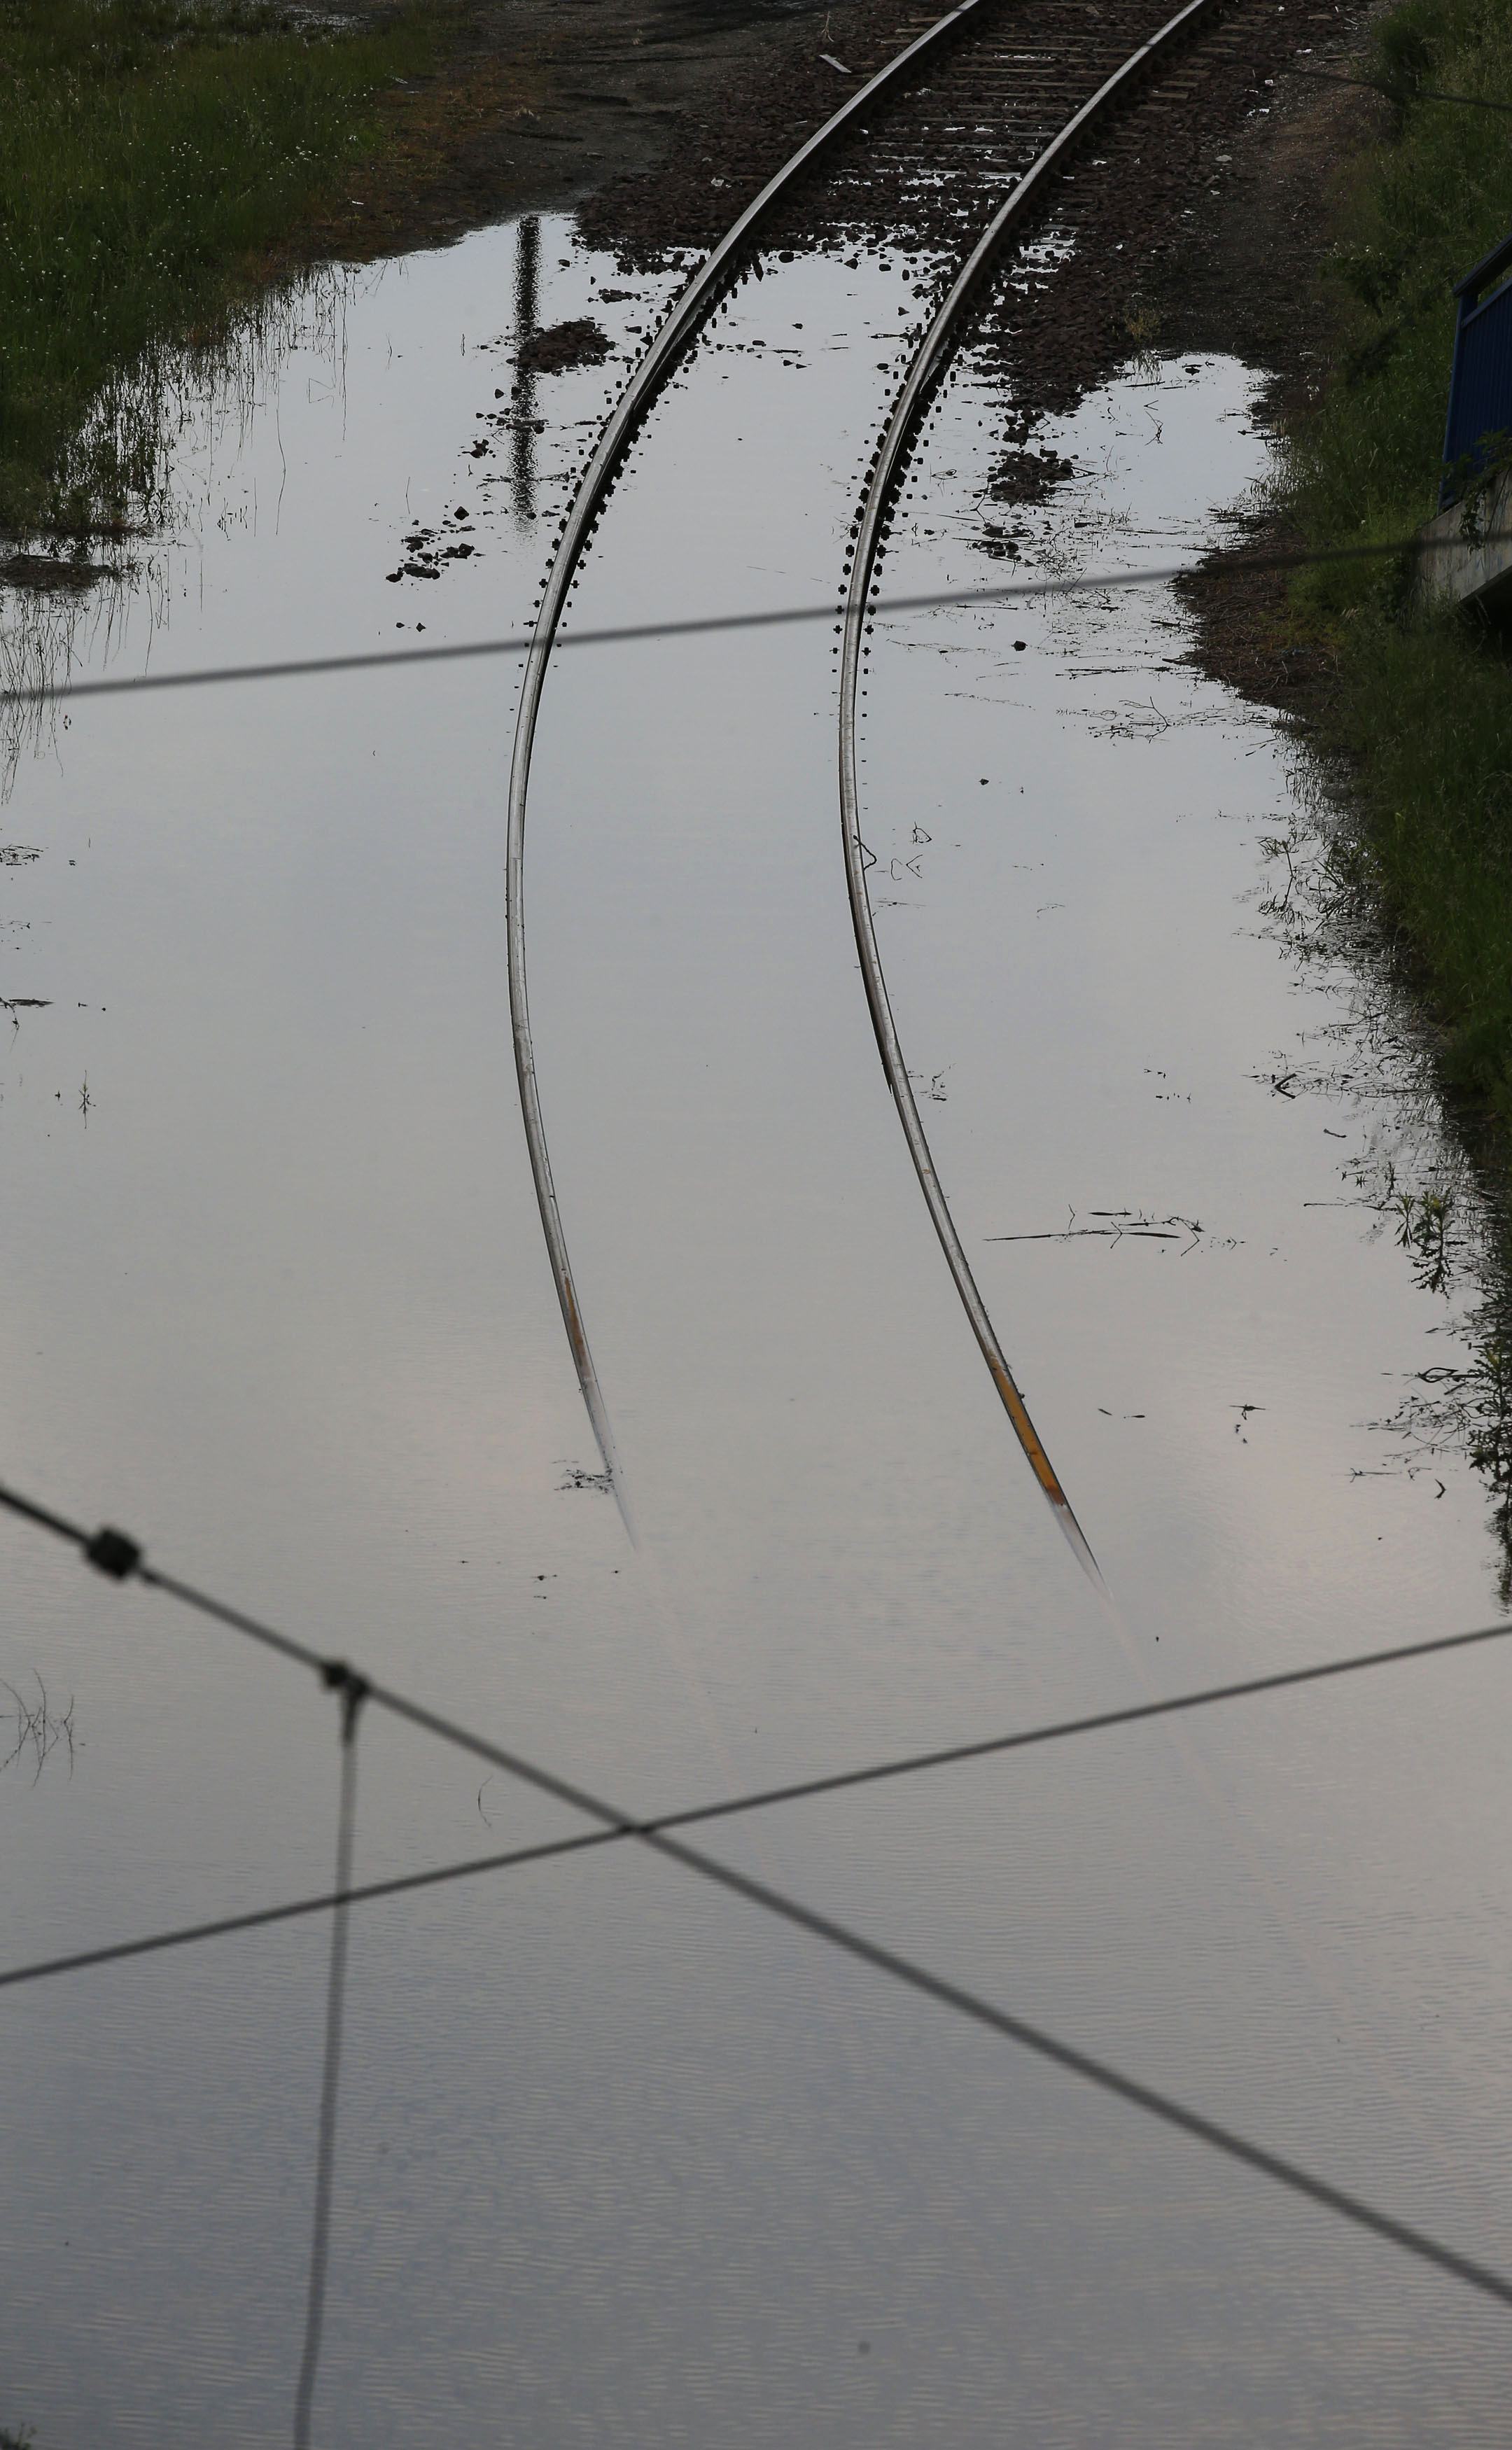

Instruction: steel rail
[838,0,1226,1588]
[505,0,1009,1535]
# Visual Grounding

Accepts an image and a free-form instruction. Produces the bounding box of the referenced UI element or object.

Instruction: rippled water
[1,216,1509,2446]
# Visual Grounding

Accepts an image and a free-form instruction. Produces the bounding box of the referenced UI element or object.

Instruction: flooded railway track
[508,0,1255,1550]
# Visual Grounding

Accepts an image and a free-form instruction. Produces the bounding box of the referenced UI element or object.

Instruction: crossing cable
[293,1671,366,2450]
[4,1477,1512,2308]
[1,1611,1508,1997]
[1,531,1505,713]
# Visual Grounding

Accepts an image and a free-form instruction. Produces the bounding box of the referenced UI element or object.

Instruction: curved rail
[838,0,1224,1586]
[506,0,1009,1534]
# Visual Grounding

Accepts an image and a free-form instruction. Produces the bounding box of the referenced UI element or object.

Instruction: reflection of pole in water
[512,215,539,527]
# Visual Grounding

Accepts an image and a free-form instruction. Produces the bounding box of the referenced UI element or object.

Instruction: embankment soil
[1176,0,1512,1157]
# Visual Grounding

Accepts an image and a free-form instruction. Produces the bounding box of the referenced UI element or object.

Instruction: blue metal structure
[1441,230,1512,504]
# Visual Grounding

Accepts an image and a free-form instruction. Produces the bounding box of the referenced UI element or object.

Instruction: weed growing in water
[1252,763,1512,1588]
[0,1672,76,1781]
[1274,0,1512,1129]
[1249,0,1512,1585]
[0,0,451,540]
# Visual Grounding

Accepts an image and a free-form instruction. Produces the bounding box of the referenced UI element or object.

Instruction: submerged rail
[505,0,1002,1532]
[837,0,1226,1586]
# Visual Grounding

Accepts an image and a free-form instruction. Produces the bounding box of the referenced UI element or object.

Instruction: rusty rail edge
[505,0,1005,1538]
[839,0,1230,1590]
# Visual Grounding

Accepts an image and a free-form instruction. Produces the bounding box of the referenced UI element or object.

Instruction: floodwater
[1,215,1510,2446]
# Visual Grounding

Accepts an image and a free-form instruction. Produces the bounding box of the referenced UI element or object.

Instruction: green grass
[0,0,452,538]
[1279,0,1512,1126]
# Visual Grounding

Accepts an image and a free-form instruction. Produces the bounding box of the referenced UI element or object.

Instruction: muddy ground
[287,0,1384,645]
[584,0,1384,720]
[1163,38,1388,724]
[300,0,1382,719]
[298,0,834,261]
[0,0,1373,694]
[323,0,1377,318]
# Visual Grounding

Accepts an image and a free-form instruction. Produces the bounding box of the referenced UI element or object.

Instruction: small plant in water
[1,1673,76,1784]
[1124,292,1163,381]
[1392,1185,1456,1294]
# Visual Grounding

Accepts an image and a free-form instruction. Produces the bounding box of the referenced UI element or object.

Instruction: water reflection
[3,217,1512,2444]
[0,566,129,800]
[0,270,356,794]
[1247,779,1512,1595]
[930,279,1512,1590]
[512,214,540,526]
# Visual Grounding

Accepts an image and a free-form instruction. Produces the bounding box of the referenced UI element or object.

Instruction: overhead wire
[4,6,1507,2374]
[1,1612,1508,1996]
[4,1477,1512,2307]
[293,1674,365,2450]
[0,530,1503,714]
[6,1476,1512,1886]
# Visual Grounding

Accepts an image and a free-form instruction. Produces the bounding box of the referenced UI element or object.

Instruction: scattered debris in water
[517,318,612,376]
[986,449,1078,505]
[559,1462,612,1494]
[988,1207,1205,1253]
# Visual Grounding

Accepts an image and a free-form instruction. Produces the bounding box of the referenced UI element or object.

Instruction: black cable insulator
[85,1526,142,1581]
[319,1658,370,1721]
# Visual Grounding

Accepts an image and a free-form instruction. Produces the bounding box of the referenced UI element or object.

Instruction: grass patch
[1279,0,1512,1124]
[0,0,458,539]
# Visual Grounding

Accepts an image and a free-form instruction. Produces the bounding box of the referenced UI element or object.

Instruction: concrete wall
[1415,468,1512,613]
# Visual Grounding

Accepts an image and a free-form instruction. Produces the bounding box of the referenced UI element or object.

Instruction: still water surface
[1,216,1509,2445]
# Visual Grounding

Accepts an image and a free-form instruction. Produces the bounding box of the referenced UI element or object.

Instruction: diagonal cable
[292,1672,366,2450]
[5,1476,1512,1896]
[1,1613,1509,1996]
[1,531,1505,714]
[3,1480,1512,2306]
